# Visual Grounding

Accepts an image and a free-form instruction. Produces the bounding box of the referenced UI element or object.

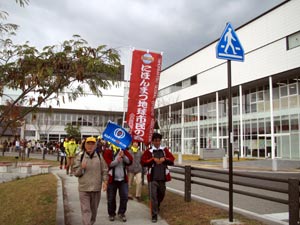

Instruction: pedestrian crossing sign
[216,22,244,62]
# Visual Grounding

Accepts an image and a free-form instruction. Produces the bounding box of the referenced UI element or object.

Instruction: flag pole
[122,46,135,128]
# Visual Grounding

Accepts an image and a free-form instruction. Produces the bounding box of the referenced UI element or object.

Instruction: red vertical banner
[126,50,162,144]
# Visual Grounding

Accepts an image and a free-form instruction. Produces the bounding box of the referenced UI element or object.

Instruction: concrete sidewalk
[53,168,168,225]
[182,158,300,172]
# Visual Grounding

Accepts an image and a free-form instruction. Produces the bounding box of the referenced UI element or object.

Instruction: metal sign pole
[217,22,244,223]
[227,60,233,222]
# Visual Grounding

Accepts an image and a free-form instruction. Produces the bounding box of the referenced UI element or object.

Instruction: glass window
[291,117,299,131]
[66,114,71,123]
[25,130,35,136]
[273,86,279,99]
[250,93,256,103]
[218,98,227,117]
[265,120,271,134]
[281,116,289,132]
[232,96,239,105]
[244,92,250,113]
[280,85,288,97]
[259,119,265,134]
[233,107,238,115]
[287,31,300,50]
[251,104,257,113]
[257,91,264,101]
[191,75,197,85]
[264,88,270,101]
[289,83,297,95]
[182,79,191,88]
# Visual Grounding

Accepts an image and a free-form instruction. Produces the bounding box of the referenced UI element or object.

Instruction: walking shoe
[152,215,157,223]
[109,215,115,221]
[118,214,127,222]
[59,165,62,169]
[136,196,141,202]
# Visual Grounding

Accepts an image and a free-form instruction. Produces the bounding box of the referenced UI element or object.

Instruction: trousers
[107,180,128,216]
[79,191,101,225]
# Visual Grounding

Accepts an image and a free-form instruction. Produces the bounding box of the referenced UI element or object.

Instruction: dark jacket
[141,145,175,182]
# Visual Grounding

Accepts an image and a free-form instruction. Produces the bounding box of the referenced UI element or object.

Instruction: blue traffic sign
[216,23,244,62]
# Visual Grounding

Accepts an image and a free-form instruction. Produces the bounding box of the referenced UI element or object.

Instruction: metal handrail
[168,164,300,224]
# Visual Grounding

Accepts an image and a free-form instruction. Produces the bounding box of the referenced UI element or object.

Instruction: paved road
[167,159,300,224]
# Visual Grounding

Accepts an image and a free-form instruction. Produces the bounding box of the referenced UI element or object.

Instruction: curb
[53,172,65,225]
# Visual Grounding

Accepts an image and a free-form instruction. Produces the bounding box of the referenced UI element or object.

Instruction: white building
[156,0,300,159]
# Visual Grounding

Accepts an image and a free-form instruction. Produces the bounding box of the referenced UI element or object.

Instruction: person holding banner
[141,133,175,223]
[103,144,133,222]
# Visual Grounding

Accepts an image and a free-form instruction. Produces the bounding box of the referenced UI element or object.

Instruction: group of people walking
[68,132,175,225]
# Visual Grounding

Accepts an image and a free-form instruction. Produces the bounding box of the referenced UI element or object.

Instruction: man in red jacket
[141,133,175,223]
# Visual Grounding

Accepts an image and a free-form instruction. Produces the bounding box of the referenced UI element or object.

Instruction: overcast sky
[2,0,284,71]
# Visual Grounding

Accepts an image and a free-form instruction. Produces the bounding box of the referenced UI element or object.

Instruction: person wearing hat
[103,143,133,222]
[73,136,108,225]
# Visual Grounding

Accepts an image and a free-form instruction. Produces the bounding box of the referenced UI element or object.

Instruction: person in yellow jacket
[65,136,78,175]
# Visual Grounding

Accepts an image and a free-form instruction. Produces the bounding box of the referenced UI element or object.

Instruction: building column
[197,97,200,156]
[239,85,244,157]
[216,92,219,148]
[269,76,275,159]
[181,102,184,155]
[168,105,172,148]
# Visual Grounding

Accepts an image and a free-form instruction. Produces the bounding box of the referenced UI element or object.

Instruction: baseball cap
[86,137,96,143]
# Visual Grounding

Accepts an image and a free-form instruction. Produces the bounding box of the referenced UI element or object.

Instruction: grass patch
[130,184,266,225]
[0,174,57,225]
[0,156,60,167]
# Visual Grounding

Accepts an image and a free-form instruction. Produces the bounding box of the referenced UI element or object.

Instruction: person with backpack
[73,136,108,225]
[141,133,175,223]
[103,143,133,222]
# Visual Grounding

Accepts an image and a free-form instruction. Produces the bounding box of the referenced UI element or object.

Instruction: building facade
[0,85,125,143]
[23,108,123,142]
[156,0,300,159]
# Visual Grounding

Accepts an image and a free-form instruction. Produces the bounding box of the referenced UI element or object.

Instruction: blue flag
[102,121,132,149]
